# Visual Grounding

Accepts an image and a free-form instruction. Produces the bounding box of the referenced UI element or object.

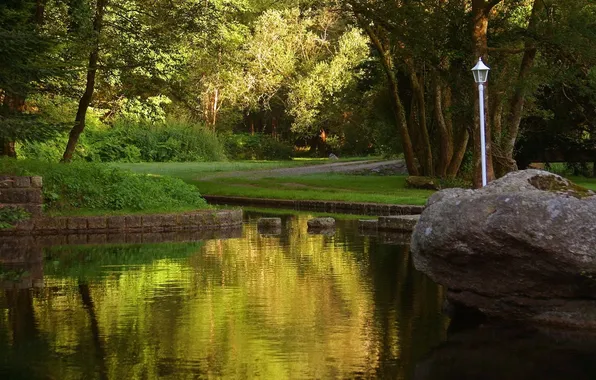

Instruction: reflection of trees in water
[0,214,449,379]
[1,289,43,379]
[78,282,108,380]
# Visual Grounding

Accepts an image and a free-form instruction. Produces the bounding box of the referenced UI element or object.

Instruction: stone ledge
[203,195,424,216]
[378,215,420,232]
[0,209,243,236]
[0,226,243,248]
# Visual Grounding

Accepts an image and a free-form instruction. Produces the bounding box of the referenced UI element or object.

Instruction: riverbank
[204,195,423,216]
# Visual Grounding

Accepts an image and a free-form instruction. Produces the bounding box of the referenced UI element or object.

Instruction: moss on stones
[528,175,594,199]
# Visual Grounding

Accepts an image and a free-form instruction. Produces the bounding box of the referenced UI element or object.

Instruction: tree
[61,0,218,162]
[0,0,62,157]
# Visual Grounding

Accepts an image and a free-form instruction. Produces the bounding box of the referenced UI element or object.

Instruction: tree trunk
[62,0,108,163]
[502,0,542,173]
[0,93,25,158]
[408,68,433,176]
[356,15,419,175]
[446,129,470,178]
[434,77,453,177]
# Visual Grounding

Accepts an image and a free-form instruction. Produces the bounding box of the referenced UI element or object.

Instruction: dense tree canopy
[1,0,594,180]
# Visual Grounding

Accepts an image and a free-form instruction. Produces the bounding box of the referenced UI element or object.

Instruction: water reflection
[0,212,447,379]
[415,322,596,380]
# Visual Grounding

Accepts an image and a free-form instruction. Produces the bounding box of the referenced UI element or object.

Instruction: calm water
[0,212,448,379]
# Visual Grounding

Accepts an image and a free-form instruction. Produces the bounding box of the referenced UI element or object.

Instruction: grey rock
[307,217,336,229]
[328,153,339,160]
[411,169,596,328]
[378,215,419,232]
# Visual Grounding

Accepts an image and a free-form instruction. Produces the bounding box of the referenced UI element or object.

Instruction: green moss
[529,175,594,199]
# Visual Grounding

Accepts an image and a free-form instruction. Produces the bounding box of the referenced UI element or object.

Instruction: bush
[224,133,293,160]
[17,101,228,163]
[84,119,228,163]
[0,158,208,213]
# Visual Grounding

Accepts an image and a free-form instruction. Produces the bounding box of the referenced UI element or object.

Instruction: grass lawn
[116,161,596,207]
[118,160,434,205]
[569,176,596,191]
[113,157,382,181]
[114,160,330,181]
[191,174,433,205]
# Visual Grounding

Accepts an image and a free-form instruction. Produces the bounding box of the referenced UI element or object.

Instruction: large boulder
[411,169,596,329]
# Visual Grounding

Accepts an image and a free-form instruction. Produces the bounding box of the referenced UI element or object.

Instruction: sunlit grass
[116,162,433,205]
[193,174,433,205]
[113,160,329,181]
[569,176,596,191]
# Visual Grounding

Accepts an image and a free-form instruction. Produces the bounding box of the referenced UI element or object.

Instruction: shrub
[224,133,293,160]
[0,206,31,229]
[85,118,228,162]
[0,158,208,213]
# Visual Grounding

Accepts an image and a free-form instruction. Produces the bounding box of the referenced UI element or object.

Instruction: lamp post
[471,57,490,187]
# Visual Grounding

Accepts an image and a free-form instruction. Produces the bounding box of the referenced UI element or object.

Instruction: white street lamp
[471,57,490,187]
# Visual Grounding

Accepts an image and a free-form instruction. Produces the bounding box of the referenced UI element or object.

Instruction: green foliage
[0,158,208,213]
[0,206,31,229]
[45,242,204,279]
[16,95,105,161]
[18,104,229,163]
[84,119,227,162]
[224,133,293,160]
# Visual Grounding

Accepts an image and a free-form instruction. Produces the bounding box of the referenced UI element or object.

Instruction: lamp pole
[471,58,491,187]
[478,81,487,187]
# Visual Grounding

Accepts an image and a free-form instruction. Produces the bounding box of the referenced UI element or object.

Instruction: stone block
[160,214,178,227]
[67,217,87,230]
[30,176,43,188]
[27,190,43,204]
[14,177,31,188]
[142,215,162,229]
[34,218,59,231]
[125,215,143,230]
[107,216,126,230]
[87,217,107,230]
[307,217,335,229]
[178,214,193,228]
[0,176,14,188]
[378,215,420,232]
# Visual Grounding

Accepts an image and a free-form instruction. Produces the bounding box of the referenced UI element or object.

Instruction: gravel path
[200,159,406,180]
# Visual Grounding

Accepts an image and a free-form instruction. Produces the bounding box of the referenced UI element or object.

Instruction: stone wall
[0,176,43,217]
[203,195,424,216]
[0,209,243,236]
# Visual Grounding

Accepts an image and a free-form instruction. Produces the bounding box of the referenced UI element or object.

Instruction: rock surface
[307,217,336,229]
[411,169,596,329]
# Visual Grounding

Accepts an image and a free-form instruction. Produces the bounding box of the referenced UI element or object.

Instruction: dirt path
[200,159,406,180]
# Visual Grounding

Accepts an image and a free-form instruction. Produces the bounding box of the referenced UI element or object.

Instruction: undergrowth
[0,158,208,214]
